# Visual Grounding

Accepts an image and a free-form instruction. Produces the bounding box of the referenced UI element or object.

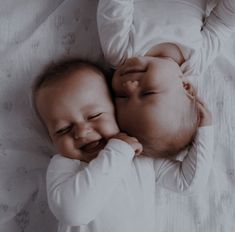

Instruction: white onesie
[47,126,213,232]
[97,0,235,76]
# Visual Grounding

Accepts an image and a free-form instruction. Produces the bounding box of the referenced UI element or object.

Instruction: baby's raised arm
[47,138,138,226]
[97,0,134,67]
[154,100,214,194]
[198,0,235,73]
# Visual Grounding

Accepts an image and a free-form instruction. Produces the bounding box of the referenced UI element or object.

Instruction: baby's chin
[140,138,173,159]
[141,144,160,158]
[142,146,171,159]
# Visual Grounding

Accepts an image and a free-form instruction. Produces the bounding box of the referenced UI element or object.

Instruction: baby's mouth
[80,139,106,154]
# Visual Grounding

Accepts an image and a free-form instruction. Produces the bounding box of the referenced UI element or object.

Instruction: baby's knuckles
[112,133,143,155]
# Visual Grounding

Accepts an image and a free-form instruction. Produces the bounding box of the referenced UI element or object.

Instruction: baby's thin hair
[33,58,108,94]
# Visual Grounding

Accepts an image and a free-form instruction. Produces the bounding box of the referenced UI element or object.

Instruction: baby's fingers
[196,99,212,127]
[195,95,207,107]
[196,98,210,114]
[133,142,143,156]
[112,133,143,156]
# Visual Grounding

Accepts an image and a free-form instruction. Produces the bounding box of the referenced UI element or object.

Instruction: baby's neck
[145,42,185,66]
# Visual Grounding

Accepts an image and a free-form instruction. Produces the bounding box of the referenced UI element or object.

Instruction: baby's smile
[80,139,106,153]
[80,138,107,159]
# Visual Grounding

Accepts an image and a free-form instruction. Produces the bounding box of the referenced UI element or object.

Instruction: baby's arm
[47,135,142,226]
[97,0,134,67]
[155,100,213,194]
[199,0,235,72]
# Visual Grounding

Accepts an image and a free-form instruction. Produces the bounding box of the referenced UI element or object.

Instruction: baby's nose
[122,80,139,94]
[73,123,92,140]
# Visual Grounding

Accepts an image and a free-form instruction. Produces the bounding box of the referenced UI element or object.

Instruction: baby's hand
[112,133,143,156]
[196,97,212,127]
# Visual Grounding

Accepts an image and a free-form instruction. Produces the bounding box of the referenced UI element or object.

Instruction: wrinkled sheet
[0,0,235,231]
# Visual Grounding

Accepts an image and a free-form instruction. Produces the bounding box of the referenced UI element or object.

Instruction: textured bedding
[0,0,235,231]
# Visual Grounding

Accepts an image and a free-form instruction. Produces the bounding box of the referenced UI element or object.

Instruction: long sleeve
[46,139,134,226]
[154,126,214,194]
[97,0,134,67]
[198,0,235,73]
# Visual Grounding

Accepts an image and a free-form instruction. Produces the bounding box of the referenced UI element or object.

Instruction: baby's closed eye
[87,112,103,120]
[56,125,73,136]
[141,91,157,97]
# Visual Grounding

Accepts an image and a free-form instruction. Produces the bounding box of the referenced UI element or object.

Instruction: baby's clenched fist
[112,132,143,156]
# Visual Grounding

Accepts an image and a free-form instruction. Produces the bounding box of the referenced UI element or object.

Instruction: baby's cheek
[56,138,76,158]
[101,118,119,137]
[117,107,136,133]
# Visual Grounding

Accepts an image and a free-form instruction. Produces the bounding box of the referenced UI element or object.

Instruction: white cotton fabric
[1,0,235,231]
[47,127,213,232]
[97,0,235,77]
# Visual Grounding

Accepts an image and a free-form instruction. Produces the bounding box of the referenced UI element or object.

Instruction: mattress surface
[0,0,235,231]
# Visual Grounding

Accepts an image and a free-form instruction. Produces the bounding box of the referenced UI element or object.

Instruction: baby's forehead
[38,62,106,89]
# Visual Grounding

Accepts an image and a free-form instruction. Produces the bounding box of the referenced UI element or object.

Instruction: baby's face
[112,56,192,156]
[36,68,119,162]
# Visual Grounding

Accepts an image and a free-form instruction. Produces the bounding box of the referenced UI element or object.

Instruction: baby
[33,59,213,232]
[112,56,200,157]
[97,0,234,157]
[98,0,235,70]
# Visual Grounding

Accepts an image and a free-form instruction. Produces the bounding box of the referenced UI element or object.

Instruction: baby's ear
[182,79,197,100]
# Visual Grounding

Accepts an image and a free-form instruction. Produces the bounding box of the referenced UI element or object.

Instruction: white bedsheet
[0,0,235,231]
